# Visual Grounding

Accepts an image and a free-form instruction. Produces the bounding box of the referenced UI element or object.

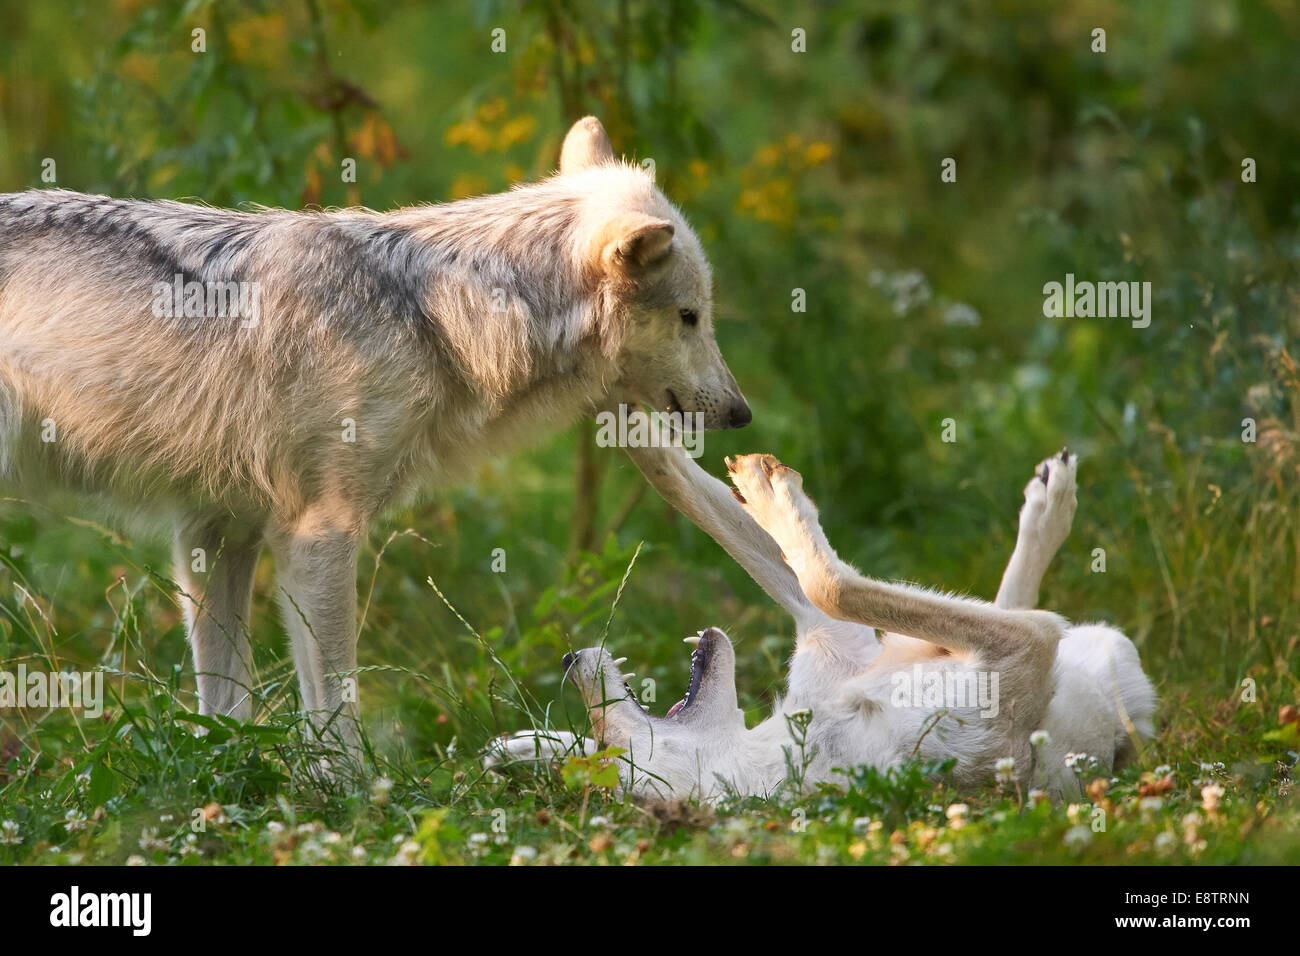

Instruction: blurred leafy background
[1,0,1297,860]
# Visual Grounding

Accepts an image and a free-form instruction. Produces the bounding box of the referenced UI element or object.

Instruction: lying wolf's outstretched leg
[175,517,262,721]
[483,730,593,769]
[995,449,1077,610]
[727,454,1065,669]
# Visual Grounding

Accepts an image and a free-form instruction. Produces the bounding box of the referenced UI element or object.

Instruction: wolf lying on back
[0,117,749,744]
[488,435,1156,800]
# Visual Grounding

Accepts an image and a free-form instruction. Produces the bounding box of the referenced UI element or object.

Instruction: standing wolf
[0,117,750,745]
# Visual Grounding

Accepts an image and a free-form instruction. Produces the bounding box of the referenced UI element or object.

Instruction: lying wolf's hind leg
[994,448,1077,610]
[728,454,1064,660]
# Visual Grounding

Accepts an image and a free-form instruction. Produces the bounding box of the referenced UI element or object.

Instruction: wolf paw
[1019,447,1077,556]
[482,730,586,771]
[725,454,831,578]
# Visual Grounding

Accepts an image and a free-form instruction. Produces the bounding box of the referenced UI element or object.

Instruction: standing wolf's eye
[679,309,699,327]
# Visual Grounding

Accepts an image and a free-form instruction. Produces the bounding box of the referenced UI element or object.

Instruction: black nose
[729,401,752,429]
[561,651,577,670]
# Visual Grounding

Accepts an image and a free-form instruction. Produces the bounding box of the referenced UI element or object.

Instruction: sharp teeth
[683,636,701,646]
[622,673,636,682]
[613,657,628,666]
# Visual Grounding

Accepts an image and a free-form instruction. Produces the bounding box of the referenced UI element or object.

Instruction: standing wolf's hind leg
[175,518,263,722]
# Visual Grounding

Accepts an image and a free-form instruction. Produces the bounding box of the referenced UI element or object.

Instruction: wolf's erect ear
[561,116,617,174]
[596,214,675,274]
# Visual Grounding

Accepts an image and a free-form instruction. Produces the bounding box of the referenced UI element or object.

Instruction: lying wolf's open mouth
[665,629,714,718]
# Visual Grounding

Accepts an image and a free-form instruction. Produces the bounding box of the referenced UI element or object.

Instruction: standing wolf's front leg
[995,449,1077,610]
[267,501,364,752]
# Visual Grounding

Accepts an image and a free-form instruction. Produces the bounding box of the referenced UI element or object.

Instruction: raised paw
[1019,447,1078,555]
[725,453,831,577]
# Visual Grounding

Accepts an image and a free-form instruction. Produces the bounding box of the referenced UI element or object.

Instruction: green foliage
[826,758,958,833]
[560,745,625,791]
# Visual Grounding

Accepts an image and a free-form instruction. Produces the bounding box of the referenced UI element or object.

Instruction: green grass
[1,434,1297,865]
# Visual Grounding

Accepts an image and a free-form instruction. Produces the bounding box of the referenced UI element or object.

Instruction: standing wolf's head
[560,117,751,430]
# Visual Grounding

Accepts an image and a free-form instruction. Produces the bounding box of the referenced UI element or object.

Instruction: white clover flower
[509,845,539,866]
[1063,752,1079,769]
[299,841,329,863]
[125,854,147,866]
[0,821,22,846]
[1063,825,1091,849]
[388,840,421,865]
[1154,831,1177,853]
[943,303,981,328]
[138,827,168,851]
[588,815,610,828]
[63,809,88,833]
[1029,729,1051,748]
[266,821,285,836]
[350,845,367,862]
[370,776,394,805]
[995,756,1016,783]
[852,816,873,832]
[1153,764,1172,776]
[1028,789,1048,805]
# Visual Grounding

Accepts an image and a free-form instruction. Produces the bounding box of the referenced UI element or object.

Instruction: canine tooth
[613,657,628,666]
[683,636,701,646]
[622,673,635,681]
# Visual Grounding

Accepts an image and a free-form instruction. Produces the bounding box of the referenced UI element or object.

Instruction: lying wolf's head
[561,627,747,791]
[561,117,751,430]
